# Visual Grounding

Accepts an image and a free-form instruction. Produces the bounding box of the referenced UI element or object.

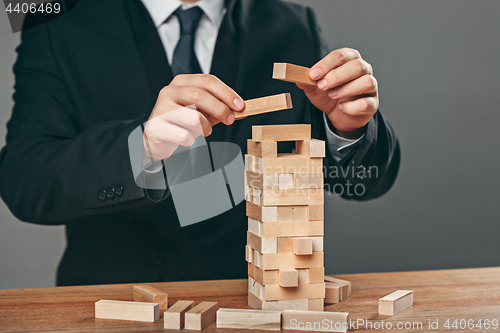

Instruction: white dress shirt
[141,0,363,163]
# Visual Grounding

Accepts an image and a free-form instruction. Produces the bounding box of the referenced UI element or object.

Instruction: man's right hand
[143,74,245,161]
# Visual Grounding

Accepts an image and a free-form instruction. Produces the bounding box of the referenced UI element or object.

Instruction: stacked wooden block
[245,124,326,311]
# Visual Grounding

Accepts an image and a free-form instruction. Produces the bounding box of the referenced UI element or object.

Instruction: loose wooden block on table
[236,93,292,119]
[247,139,278,158]
[262,283,325,301]
[279,269,299,287]
[379,290,413,316]
[247,231,277,254]
[252,124,311,142]
[95,300,159,323]
[281,310,349,332]
[261,188,324,206]
[293,237,313,255]
[133,285,168,311]
[324,276,352,296]
[273,63,317,86]
[184,301,218,330]
[261,252,324,270]
[164,300,194,329]
[296,139,326,158]
[247,201,277,222]
[216,308,282,331]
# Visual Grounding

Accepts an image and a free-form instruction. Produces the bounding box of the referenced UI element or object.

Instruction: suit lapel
[125,0,173,107]
[208,0,241,143]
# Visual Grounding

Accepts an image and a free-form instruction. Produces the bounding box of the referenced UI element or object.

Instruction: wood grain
[1,268,500,332]
[273,63,317,86]
[235,93,292,119]
[216,308,281,331]
[133,285,168,311]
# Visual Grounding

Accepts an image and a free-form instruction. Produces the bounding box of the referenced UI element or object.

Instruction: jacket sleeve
[0,21,159,225]
[305,7,401,201]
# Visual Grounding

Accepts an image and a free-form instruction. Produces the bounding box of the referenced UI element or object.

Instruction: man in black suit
[0,0,400,286]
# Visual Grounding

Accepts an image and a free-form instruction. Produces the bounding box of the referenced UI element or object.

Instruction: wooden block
[308,204,324,221]
[164,300,194,329]
[261,188,324,206]
[184,301,218,330]
[261,252,324,270]
[247,201,277,222]
[277,206,292,221]
[236,93,292,120]
[325,285,340,304]
[291,206,308,221]
[251,154,322,175]
[379,290,413,316]
[248,217,262,236]
[247,139,278,158]
[293,237,313,255]
[273,63,317,86]
[294,173,324,189]
[297,269,309,284]
[311,237,324,252]
[261,221,324,238]
[249,262,279,285]
[133,285,168,312]
[308,299,324,311]
[279,269,299,287]
[95,300,159,323]
[281,310,349,332]
[252,124,311,142]
[278,299,309,311]
[248,290,278,310]
[325,281,349,301]
[253,188,262,205]
[246,171,279,190]
[262,283,325,301]
[247,231,277,254]
[216,308,282,331]
[278,174,294,190]
[253,249,262,268]
[324,276,352,296]
[309,267,325,284]
[278,237,293,253]
[245,245,254,263]
[296,139,326,158]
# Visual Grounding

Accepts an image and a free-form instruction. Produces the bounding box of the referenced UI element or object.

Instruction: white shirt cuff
[323,113,365,164]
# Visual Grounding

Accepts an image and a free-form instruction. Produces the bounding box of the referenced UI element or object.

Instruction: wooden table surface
[1,267,499,332]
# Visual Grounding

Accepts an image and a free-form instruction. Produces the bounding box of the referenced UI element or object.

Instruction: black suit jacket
[0,0,400,286]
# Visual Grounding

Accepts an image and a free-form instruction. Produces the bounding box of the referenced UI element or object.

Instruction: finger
[309,48,361,81]
[151,122,197,148]
[165,85,235,125]
[328,75,377,100]
[338,96,378,117]
[317,58,372,91]
[163,107,213,137]
[172,74,245,112]
[296,82,317,93]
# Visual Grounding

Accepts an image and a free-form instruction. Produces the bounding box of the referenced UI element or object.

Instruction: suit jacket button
[115,184,124,197]
[106,187,116,199]
[98,189,107,202]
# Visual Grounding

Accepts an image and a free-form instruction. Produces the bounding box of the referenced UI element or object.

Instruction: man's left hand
[296,48,378,140]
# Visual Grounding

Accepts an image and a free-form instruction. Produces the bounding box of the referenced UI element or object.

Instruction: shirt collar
[141,0,225,28]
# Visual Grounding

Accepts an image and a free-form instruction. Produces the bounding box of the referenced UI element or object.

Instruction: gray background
[0,0,499,289]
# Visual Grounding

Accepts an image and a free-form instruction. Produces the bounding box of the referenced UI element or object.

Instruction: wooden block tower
[245,124,326,311]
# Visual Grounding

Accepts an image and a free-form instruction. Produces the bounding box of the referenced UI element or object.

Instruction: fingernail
[233,98,245,110]
[338,103,343,111]
[328,89,338,98]
[227,113,235,124]
[310,68,322,80]
[317,79,328,90]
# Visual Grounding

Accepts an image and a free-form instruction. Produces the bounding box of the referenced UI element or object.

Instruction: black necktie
[171,6,204,76]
